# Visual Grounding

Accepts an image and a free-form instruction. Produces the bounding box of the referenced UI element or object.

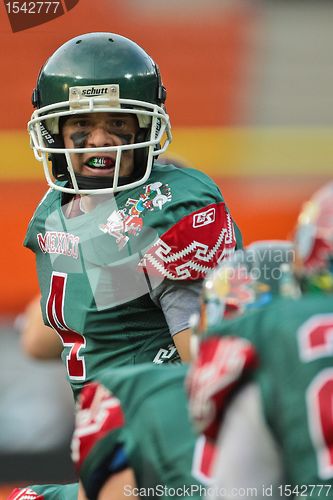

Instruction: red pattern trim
[140,202,236,280]
[187,336,258,440]
[7,488,43,500]
[72,382,125,471]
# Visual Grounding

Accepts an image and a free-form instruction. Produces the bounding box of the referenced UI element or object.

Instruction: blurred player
[7,483,79,500]
[71,363,219,500]
[187,183,333,499]
[24,32,242,404]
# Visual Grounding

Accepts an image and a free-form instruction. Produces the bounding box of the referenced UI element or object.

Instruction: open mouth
[85,157,115,170]
[84,156,115,175]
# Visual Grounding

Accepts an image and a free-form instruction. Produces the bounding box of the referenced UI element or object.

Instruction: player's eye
[66,117,90,128]
[75,119,90,128]
[110,119,126,129]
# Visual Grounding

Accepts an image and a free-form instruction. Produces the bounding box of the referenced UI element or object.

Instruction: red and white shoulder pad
[186,336,258,440]
[140,202,236,280]
[7,488,44,500]
[71,382,125,471]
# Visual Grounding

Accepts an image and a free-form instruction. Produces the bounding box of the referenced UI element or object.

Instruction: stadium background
[0,0,332,496]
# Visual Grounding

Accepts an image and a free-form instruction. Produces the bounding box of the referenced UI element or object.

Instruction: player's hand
[186,336,258,441]
[71,382,125,472]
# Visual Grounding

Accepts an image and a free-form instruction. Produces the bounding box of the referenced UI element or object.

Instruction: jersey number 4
[46,272,86,380]
[299,314,333,479]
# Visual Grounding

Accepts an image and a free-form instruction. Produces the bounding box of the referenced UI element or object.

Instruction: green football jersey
[208,293,333,489]
[24,163,241,398]
[8,482,78,500]
[75,364,214,500]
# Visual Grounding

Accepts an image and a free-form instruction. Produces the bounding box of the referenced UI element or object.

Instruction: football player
[187,183,333,499]
[24,32,242,403]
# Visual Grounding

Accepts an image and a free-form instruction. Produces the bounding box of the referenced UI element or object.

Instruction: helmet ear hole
[51,153,68,180]
[45,132,67,180]
[32,88,39,108]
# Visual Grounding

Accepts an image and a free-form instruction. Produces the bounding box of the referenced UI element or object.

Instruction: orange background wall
[0,0,329,314]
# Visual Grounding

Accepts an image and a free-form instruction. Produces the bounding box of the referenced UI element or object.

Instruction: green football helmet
[28,32,172,195]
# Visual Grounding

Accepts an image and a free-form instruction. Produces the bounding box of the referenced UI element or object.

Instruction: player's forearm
[173,328,192,362]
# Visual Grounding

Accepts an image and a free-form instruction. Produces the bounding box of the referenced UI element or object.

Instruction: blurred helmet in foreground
[294,182,333,292]
[194,240,299,334]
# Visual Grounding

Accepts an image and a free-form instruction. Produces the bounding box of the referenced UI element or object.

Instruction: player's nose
[86,125,120,148]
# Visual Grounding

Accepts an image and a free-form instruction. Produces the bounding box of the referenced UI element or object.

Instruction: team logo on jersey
[153,343,180,364]
[192,207,216,228]
[37,231,80,259]
[99,182,172,249]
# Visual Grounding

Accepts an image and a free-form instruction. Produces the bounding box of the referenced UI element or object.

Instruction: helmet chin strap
[72,172,134,191]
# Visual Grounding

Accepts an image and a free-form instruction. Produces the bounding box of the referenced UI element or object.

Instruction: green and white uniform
[24,163,241,398]
[207,294,333,498]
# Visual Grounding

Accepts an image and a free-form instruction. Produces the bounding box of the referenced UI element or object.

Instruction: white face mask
[28,85,172,195]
